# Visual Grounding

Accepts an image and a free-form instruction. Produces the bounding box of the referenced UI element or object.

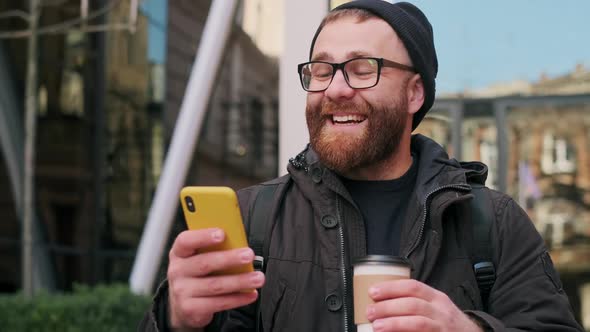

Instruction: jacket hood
[287,134,489,196]
[458,161,488,185]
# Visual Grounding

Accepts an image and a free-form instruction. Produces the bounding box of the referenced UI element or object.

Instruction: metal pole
[130,0,239,295]
[90,0,107,285]
[495,102,508,193]
[129,0,138,34]
[451,102,463,160]
[22,0,41,298]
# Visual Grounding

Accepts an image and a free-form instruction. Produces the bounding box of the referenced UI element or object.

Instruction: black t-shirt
[341,157,417,255]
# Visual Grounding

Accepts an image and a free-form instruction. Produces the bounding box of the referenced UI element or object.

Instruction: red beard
[306,94,408,175]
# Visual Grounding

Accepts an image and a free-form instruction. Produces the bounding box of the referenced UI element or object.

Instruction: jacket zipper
[336,199,349,332]
[404,184,471,259]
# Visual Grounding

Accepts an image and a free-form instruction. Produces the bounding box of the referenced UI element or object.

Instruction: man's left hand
[366,279,483,332]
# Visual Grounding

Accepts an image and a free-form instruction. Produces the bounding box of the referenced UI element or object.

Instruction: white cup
[353,255,411,332]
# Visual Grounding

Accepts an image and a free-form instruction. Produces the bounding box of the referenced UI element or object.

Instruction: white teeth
[333,114,365,123]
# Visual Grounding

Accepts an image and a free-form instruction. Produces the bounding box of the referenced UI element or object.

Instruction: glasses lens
[301,62,333,91]
[344,58,379,89]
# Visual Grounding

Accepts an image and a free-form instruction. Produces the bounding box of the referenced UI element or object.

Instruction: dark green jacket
[139,134,582,331]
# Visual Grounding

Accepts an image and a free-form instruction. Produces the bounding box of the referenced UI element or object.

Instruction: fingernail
[251,272,264,285]
[240,248,253,262]
[211,229,223,242]
[373,320,384,331]
[366,305,375,319]
[369,287,379,298]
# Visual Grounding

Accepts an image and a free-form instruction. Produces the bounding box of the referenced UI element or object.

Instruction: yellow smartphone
[180,186,254,275]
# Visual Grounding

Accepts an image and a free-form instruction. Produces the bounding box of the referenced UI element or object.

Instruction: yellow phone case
[180,186,253,275]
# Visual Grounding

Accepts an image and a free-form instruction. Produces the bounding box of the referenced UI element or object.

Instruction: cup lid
[353,255,410,267]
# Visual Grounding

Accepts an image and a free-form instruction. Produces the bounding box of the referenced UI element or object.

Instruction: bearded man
[139,1,582,331]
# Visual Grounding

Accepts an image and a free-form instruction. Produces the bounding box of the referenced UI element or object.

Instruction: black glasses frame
[297,57,416,92]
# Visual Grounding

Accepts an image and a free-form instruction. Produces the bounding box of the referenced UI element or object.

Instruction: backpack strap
[250,184,279,272]
[248,177,291,332]
[469,184,496,310]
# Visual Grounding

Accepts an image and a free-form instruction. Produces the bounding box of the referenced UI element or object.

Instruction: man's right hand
[167,228,265,329]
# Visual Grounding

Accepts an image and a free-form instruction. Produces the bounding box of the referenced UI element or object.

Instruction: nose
[324,69,355,101]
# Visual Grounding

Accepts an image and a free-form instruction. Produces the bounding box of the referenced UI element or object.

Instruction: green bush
[0,284,151,332]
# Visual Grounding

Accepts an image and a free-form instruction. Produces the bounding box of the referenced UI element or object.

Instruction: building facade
[0,0,161,291]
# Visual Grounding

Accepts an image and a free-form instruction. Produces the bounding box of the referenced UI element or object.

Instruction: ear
[406,74,425,116]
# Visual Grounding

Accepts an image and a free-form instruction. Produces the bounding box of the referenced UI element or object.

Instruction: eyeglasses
[297,57,416,92]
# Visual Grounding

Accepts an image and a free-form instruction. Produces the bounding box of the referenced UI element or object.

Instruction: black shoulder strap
[249,183,280,332]
[470,184,496,310]
[249,184,279,272]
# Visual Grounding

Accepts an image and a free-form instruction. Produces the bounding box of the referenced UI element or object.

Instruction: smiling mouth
[331,114,367,124]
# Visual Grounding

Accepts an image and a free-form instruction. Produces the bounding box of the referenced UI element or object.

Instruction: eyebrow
[311,50,373,62]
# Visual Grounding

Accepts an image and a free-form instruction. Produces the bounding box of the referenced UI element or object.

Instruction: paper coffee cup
[353,255,411,332]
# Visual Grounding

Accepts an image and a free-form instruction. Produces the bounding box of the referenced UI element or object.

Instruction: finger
[176,291,259,327]
[171,229,225,258]
[371,315,438,332]
[170,272,265,298]
[174,247,254,278]
[370,279,438,302]
[367,297,434,322]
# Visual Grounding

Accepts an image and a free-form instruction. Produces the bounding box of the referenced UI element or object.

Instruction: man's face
[306,16,414,175]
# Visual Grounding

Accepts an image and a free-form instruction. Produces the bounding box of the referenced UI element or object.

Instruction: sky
[409,0,590,93]
[140,0,167,64]
[141,0,590,94]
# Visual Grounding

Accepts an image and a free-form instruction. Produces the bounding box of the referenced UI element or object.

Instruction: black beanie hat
[309,0,438,130]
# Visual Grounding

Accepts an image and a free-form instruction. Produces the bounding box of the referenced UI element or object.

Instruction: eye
[314,71,332,78]
[309,64,333,80]
[347,59,377,77]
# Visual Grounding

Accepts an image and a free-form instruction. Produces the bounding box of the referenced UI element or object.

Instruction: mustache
[318,99,371,117]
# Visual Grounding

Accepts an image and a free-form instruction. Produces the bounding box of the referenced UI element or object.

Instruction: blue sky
[140,0,167,64]
[141,1,590,93]
[410,0,590,93]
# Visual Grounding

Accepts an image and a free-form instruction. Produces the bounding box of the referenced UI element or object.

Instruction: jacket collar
[287,134,488,198]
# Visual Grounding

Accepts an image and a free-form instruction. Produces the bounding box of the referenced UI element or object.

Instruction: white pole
[130,0,239,295]
[278,0,327,174]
